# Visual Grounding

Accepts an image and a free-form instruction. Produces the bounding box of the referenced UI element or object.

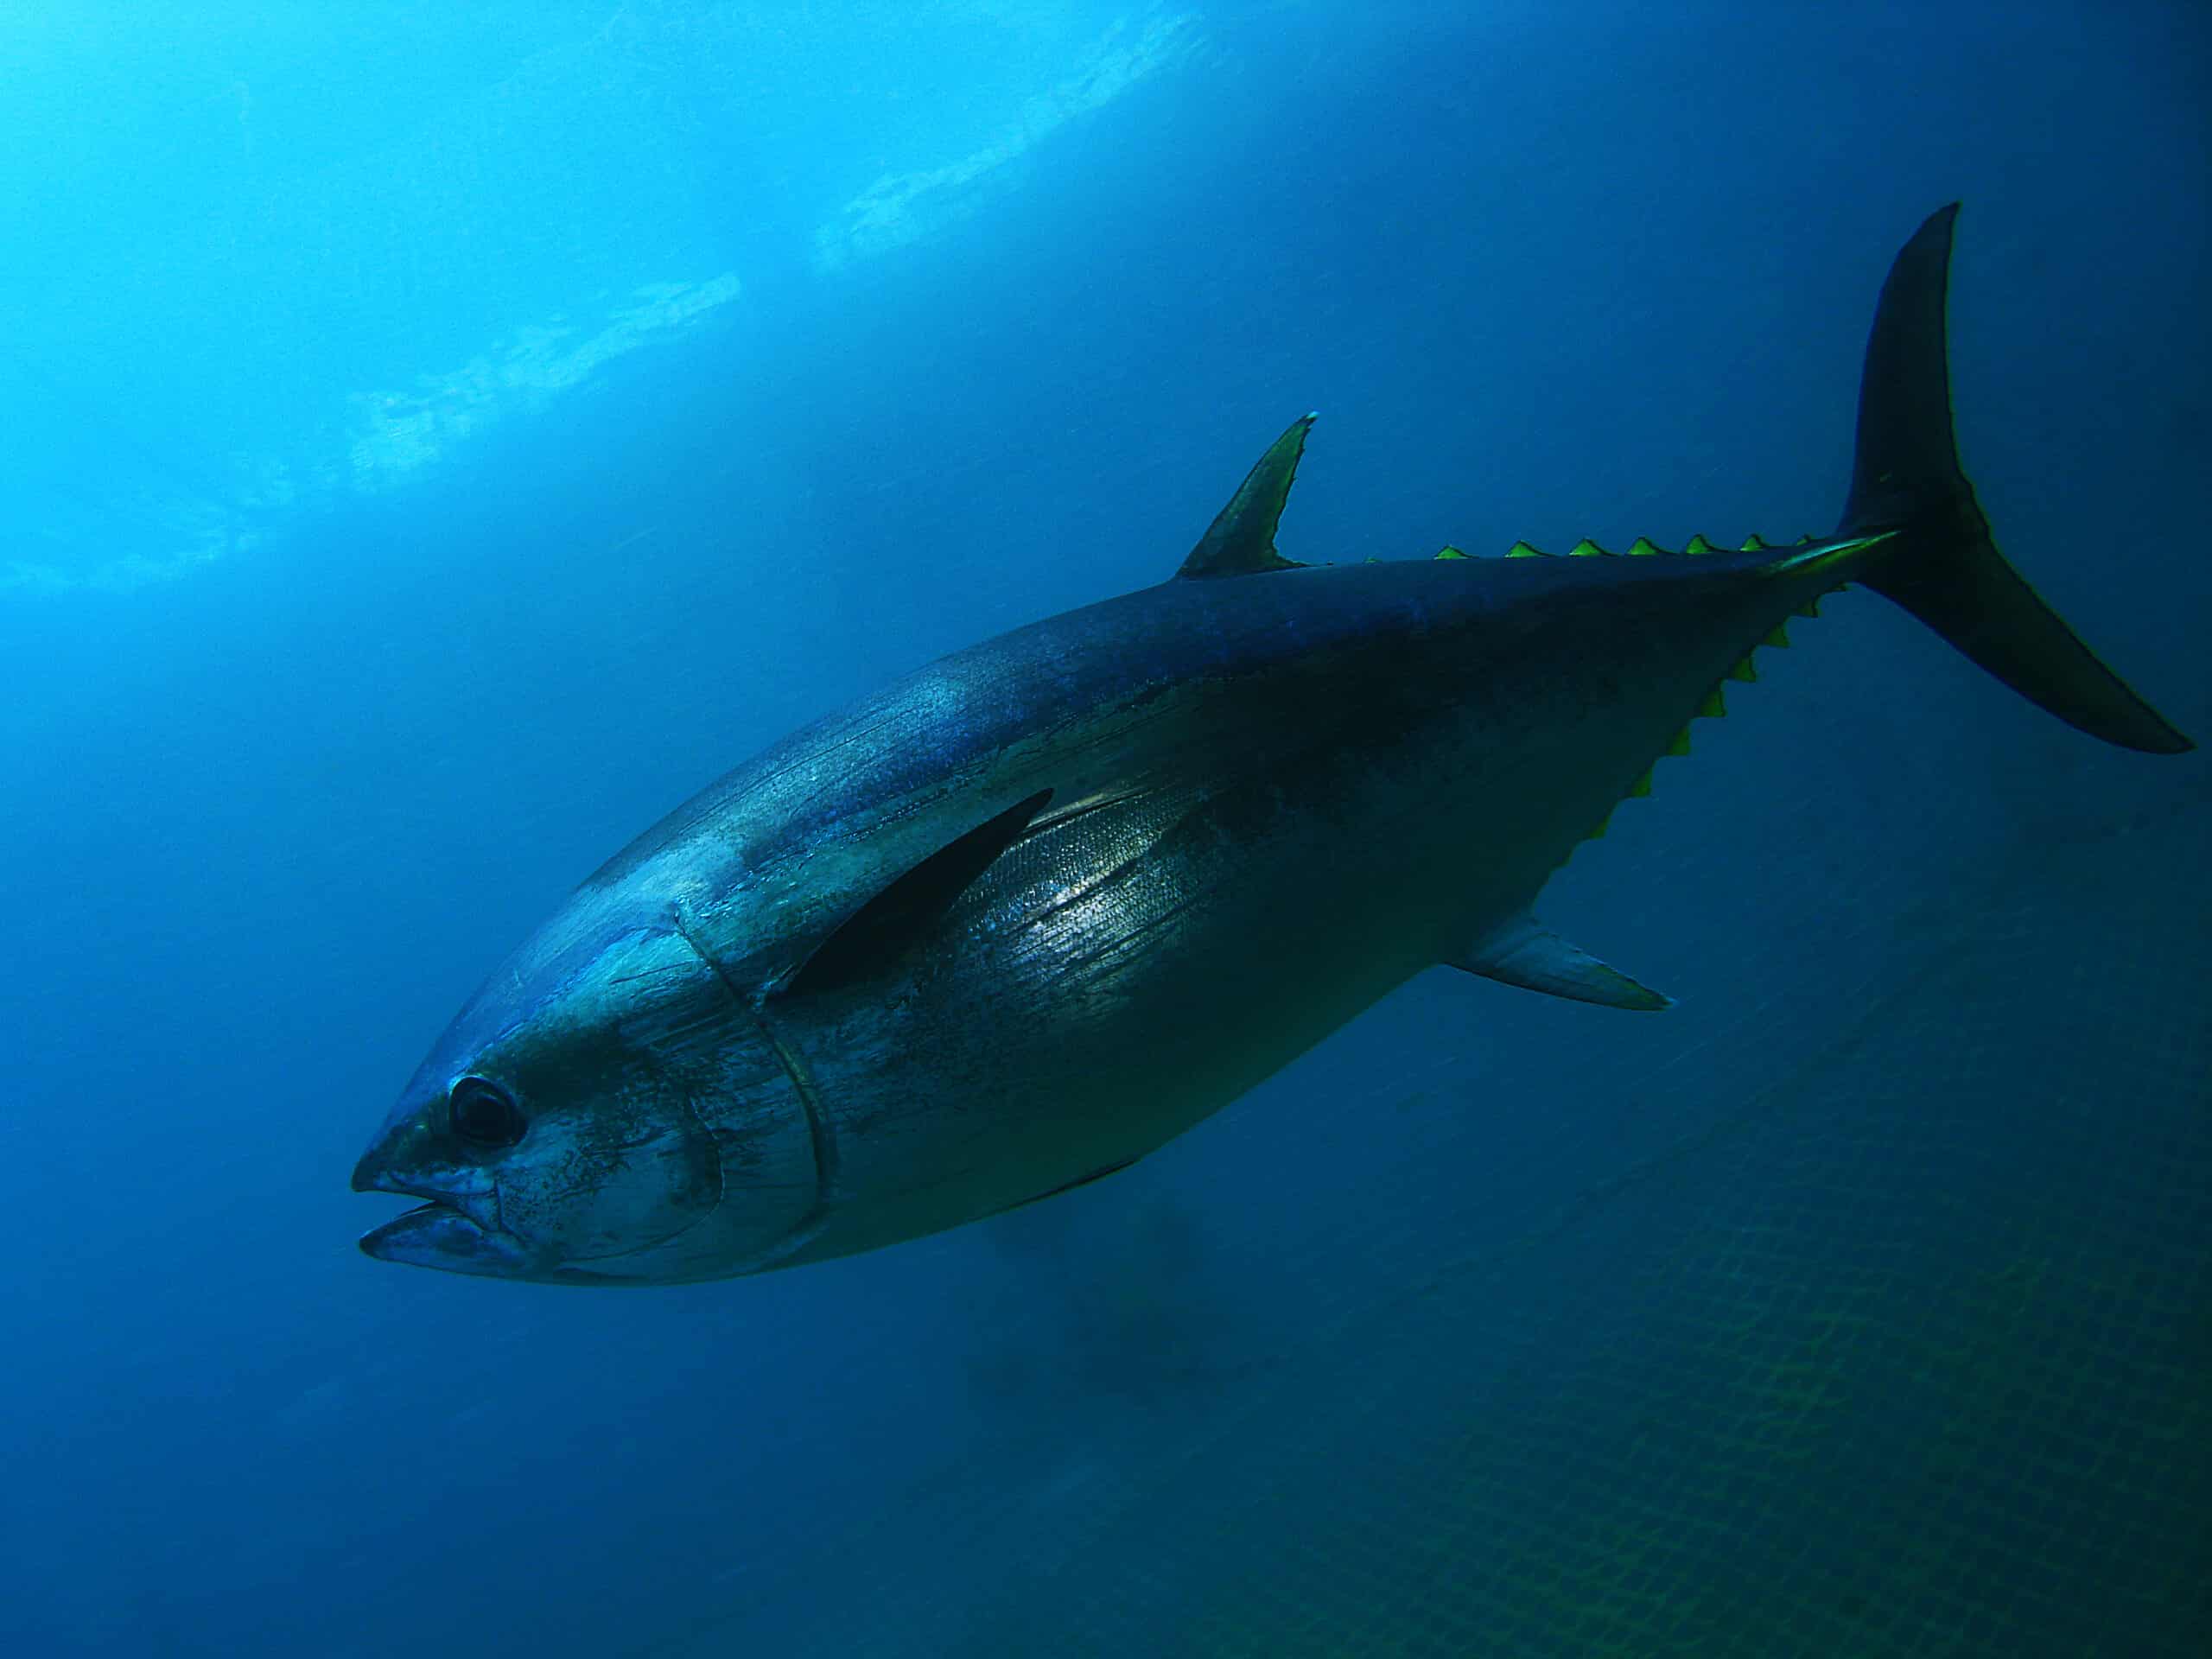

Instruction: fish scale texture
[641,779,2209,1659]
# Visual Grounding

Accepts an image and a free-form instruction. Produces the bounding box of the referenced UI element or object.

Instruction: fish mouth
[353,1160,526,1274]
[358,1196,537,1275]
[359,1197,478,1254]
[353,1147,499,1221]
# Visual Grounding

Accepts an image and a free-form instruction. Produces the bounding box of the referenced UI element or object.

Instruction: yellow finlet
[1626,536,1661,557]
[1504,541,1543,558]
[1436,544,1470,560]
[1561,617,1754,871]
[1763,622,1792,648]
[1684,533,1713,556]
[1568,538,1605,557]
[1741,533,1768,551]
[1796,596,1823,619]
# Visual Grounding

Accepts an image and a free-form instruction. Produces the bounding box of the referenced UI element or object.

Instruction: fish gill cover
[0,3,2206,1656]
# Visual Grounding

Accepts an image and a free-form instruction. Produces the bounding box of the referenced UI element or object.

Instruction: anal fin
[989,1155,1144,1221]
[1449,916,1671,1011]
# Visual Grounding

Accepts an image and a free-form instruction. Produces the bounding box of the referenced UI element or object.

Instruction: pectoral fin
[784,789,1053,996]
[1449,917,1671,1011]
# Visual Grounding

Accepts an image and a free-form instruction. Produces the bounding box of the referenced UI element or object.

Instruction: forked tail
[1840,204,2191,753]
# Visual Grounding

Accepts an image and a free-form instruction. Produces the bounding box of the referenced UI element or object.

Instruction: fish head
[352,888,820,1284]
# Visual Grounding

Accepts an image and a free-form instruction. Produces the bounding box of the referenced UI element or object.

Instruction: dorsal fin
[781,790,1052,996]
[1175,416,1315,579]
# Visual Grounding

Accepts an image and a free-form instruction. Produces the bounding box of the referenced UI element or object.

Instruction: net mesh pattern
[643,760,2209,1658]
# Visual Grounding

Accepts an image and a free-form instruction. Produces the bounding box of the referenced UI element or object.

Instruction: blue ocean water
[3,4,2206,1655]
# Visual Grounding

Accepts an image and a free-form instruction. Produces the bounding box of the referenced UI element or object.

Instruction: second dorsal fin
[1175,415,1315,580]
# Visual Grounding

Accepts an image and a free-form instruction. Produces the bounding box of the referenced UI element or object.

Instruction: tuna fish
[353,205,2190,1283]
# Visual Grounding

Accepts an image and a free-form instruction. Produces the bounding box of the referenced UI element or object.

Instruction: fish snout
[353,1142,526,1274]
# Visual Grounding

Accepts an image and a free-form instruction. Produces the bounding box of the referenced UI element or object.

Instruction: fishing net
[640,696,2209,1659]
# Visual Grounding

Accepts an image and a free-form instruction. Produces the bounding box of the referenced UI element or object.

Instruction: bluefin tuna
[353,205,2191,1283]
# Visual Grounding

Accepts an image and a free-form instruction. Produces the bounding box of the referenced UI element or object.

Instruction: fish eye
[448,1076,526,1149]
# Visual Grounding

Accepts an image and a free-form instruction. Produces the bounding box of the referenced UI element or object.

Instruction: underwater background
[3,3,2206,1655]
